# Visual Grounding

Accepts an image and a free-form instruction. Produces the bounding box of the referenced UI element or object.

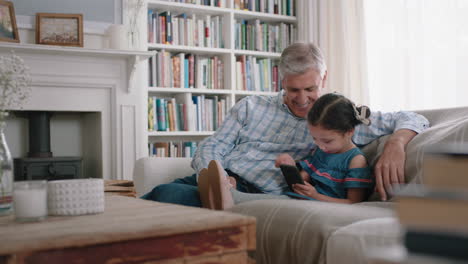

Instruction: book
[160,11,172,44]
[167,100,175,131]
[156,98,167,131]
[148,9,154,43]
[151,53,157,87]
[205,15,211,47]
[395,185,468,233]
[405,229,468,262]
[423,151,468,190]
[154,142,169,157]
[172,55,181,88]
[148,97,154,131]
[187,54,195,88]
[178,53,185,88]
[176,13,187,45]
[104,180,136,197]
[184,57,189,88]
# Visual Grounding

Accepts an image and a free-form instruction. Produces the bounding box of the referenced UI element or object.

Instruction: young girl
[198,93,374,210]
[275,93,373,203]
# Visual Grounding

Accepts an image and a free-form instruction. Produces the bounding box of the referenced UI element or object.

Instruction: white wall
[10,0,121,24]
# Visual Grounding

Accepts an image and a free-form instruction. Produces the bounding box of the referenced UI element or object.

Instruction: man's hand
[275,153,295,167]
[374,129,417,201]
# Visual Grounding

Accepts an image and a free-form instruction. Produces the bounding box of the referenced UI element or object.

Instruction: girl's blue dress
[286,147,374,200]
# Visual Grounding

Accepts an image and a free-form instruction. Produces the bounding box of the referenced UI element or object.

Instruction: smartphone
[280,164,305,191]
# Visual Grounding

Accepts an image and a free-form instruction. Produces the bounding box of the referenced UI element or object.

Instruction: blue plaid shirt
[192,92,430,194]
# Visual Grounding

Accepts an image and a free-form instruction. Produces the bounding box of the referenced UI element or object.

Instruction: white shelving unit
[144,0,297,157]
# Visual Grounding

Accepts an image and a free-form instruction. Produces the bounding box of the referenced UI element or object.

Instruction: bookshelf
[144,0,297,158]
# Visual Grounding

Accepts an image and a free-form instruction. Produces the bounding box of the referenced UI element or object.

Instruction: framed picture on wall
[0,0,19,43]
[36,13,83,47]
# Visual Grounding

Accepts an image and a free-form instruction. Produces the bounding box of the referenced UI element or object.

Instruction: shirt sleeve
[353,110,430,146]
[343,167,374,189]
[191,97,249,174]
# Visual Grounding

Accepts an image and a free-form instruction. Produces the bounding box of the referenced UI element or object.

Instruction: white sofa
[133,106,468,264]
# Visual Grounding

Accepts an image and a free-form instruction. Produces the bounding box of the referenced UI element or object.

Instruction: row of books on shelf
[236,55,280,92]
[234,0,294,16]
[148,95,230,132]
[395,145,468,262]
[235,19,296,52]
[148,51,224,89]
[148,10,225,48]
[148,141,198,157]
[160,0,227,8]
[157,0,295,16]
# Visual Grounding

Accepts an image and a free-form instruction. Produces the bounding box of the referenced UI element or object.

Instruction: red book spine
[272,65,278,92]
[189,54,195,88]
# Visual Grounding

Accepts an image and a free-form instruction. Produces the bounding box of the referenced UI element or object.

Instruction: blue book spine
[164,100,169,131]
[245,57,251,91]
[156,98,167,131]
[184,58,189,88]
[165,11,172,44]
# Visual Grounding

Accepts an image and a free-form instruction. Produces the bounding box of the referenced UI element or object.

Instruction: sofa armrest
[133,157,195,197]
[362,106,468,193]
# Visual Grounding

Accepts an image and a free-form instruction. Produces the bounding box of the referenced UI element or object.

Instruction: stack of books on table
[104,180,136,198]
[395,145,468,263]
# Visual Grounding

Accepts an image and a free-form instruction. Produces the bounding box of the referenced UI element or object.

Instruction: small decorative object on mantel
[47,179,104,216]
[0,52,31,216]
[0,0,19,43]
[106,24,128,50]
[35,13,84,47]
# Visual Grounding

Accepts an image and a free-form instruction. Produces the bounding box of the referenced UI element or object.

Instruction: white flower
[0,52,32,114]
[126,0,145,46]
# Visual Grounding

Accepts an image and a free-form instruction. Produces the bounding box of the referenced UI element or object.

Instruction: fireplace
[0,43,152,180]
[14,111,82,181]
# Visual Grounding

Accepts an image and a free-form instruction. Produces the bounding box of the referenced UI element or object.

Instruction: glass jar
[0,116,13,216]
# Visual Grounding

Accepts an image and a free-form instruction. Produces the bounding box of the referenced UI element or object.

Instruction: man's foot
[198,160,234,210]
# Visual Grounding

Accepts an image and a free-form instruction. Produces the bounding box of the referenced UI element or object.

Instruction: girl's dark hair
[307,93,371,133]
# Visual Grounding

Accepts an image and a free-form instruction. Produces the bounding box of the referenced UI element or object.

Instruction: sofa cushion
[326,217,402,264]
[133,157,194,197]
[229,199,395,264]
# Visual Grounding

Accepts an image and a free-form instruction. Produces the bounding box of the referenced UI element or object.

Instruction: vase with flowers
[0,52,31,216]
[125,0,144,50]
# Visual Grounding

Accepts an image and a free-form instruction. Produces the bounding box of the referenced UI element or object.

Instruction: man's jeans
[141,174,202,207]
[141,171,263,207]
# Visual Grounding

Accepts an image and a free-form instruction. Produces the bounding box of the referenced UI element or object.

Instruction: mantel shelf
[0,43,155,93]
[0,43,154,59]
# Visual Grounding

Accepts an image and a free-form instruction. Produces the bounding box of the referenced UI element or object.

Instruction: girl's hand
[300,170,310,182]
[275,153,295,167]
[292,181,318,198]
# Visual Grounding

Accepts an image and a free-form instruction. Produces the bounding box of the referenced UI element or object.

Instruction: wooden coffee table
[0,195,256,264]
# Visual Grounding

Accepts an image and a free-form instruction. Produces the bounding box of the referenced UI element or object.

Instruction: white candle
[13,181,47,221]
[106,24,128,50]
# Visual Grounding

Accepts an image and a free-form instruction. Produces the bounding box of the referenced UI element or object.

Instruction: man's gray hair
[278,42,327,80]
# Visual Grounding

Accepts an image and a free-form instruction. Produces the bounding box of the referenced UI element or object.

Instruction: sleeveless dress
[286,147,374,200]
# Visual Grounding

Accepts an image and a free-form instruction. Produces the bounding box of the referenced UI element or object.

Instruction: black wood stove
[14,111,82,181]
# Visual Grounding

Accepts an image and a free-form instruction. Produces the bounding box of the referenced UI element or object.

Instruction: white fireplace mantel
[0,43,153,180]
